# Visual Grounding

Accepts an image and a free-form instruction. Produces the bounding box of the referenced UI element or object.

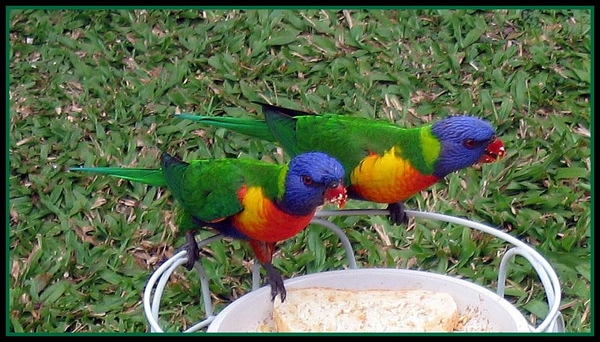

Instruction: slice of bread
[272,287,460,332]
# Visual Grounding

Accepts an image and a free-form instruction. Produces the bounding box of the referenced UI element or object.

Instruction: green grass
[8,8,591,334]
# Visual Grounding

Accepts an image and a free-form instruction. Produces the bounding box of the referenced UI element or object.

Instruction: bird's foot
[182,231,199,270]
[387,202,409,225]
[263,262,286,302]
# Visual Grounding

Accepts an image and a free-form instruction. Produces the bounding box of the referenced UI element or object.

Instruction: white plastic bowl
[206,268,532,332]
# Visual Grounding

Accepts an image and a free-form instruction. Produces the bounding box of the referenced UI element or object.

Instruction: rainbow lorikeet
[70,151,347,301]
[177,102,505,224]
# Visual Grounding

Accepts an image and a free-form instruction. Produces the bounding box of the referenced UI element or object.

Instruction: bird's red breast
[231,186,315,242]
[349,147,439,203]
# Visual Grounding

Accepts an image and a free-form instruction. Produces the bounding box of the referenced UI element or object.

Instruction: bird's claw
[263,262,286,302]
[182,231,199,270]
[387,202,409,226]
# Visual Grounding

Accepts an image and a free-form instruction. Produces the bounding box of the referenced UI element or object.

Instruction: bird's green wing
[298,116,434,176]
[260,104,410,177]
[160,153,282,222]
[296,115,403,161]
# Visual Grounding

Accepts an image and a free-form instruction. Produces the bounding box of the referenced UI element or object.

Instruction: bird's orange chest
[231,186,315,242]
[349,148,439,203]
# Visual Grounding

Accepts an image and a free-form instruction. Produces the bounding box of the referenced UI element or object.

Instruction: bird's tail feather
[175,114,275,141]
[69,167,167,186]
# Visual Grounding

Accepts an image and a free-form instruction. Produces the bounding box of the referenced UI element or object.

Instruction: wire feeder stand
[143,209,565,333]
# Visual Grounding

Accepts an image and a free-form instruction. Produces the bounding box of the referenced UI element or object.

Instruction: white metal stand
[143,209,564,333]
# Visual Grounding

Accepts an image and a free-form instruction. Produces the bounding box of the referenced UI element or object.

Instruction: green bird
[71,151,347,301]
[176,102,505,224]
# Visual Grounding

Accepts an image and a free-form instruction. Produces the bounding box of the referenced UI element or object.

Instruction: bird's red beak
[325,183,347,209]
[479,137,506,163]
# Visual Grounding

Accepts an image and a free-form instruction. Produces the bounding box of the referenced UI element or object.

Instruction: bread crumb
[454,306,492,332]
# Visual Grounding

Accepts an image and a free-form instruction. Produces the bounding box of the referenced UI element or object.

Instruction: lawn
[8,8,591,334]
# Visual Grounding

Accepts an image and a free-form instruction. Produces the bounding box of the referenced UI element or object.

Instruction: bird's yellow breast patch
[349,147,439,203]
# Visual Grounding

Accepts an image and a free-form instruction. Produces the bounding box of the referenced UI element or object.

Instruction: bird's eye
[302,175,313,185]
[464,138,476,148]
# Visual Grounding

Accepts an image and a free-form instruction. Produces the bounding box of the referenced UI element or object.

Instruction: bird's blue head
[280,152,347,216]
[431,116,505,178]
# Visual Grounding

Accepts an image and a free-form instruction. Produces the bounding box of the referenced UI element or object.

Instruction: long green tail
[69,167,167,187]
[175,114,276,141]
